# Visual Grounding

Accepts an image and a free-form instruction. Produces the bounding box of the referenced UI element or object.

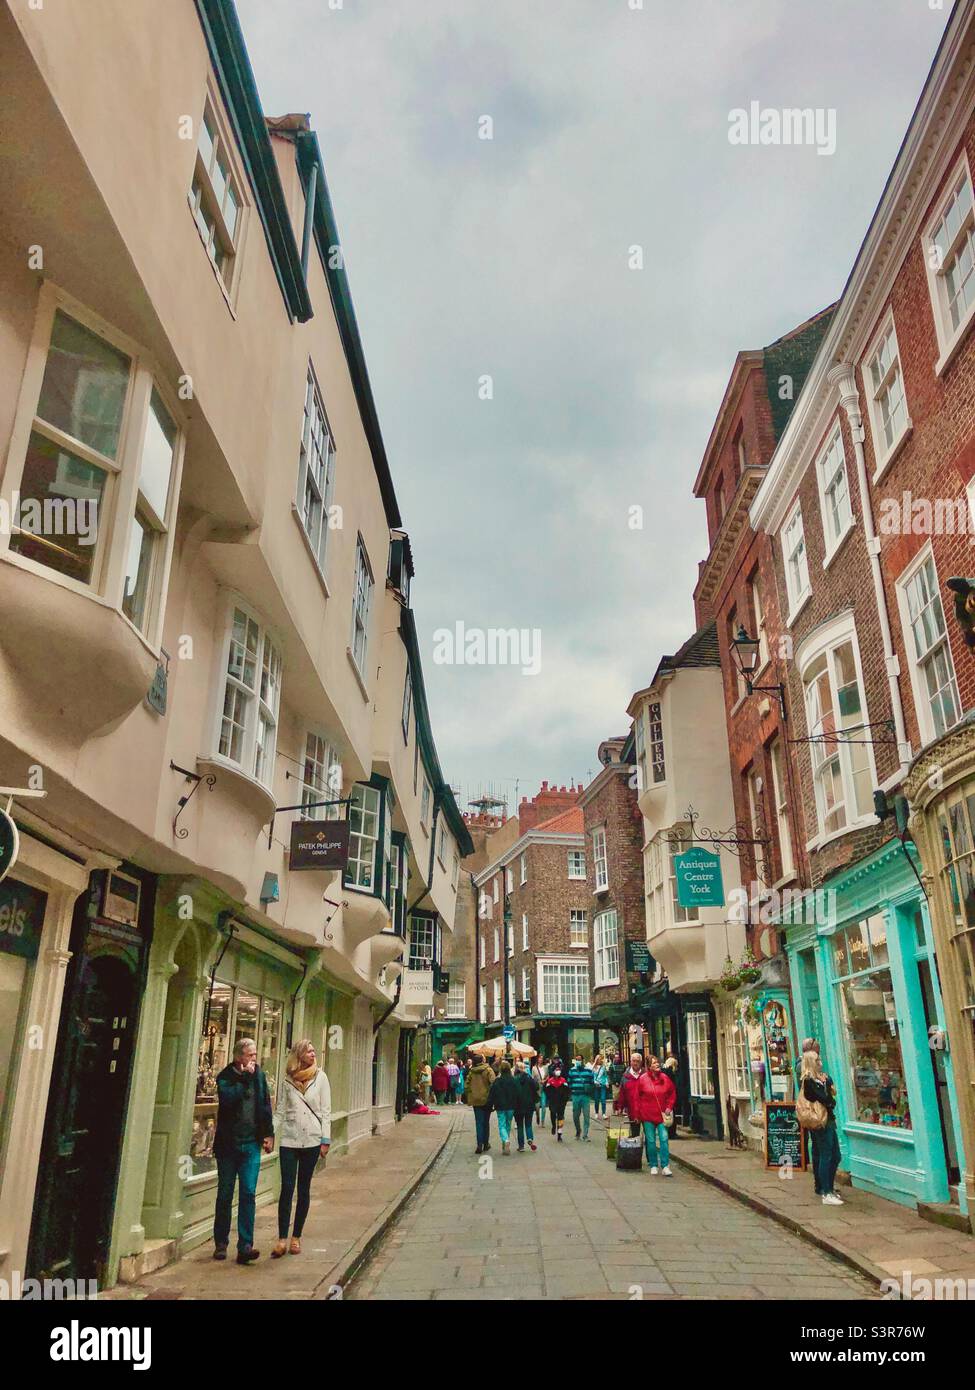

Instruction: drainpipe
[300,156,318,281]
[828,364,911,777]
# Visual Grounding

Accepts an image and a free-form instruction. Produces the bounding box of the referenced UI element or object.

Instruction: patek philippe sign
[674,846,725,909]
[402,968,435,1007]
[288,819,350,872]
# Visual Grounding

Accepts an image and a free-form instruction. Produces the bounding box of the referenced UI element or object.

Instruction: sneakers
[584,1135,591,1142]
[236,1246,260,1265]
[650,1166,659,1175]
[213,1245,228,1261]
[661,1166,672,1176]
[822,1193,844,1206]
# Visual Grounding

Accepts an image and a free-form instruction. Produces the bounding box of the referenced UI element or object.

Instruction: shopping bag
[606,1114,627,1162]
[615,1130,643,1172]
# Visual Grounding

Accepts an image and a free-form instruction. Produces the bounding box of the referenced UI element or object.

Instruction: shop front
[716,964,798,1152]
[785,839,964,1212]
[636,982,723,1139]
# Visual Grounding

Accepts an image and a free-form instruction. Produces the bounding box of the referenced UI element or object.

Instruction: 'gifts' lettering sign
[289,820,350,872]
[0,879,47,961]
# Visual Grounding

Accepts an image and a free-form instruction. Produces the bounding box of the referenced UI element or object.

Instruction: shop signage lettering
[674,846,725,908]
[625,940,652,973]
[402,968,434,1007]
[764,1100,806,1171]
[289,819,350,871]
[0,810,18,885]
[0,878,47,961]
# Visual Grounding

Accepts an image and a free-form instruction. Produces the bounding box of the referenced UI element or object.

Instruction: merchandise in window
[832,917,911,1129]
[192,982,283,1175]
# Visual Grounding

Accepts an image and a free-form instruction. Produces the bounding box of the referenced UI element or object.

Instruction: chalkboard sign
[764,1100,806,1171]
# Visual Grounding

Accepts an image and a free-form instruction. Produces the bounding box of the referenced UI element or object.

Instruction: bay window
[345,779,393,897]
[593,909,620,987]
[215,600,282,790]
[801,624,875,839]
[538,958,589,1015]
[3,294,184,645]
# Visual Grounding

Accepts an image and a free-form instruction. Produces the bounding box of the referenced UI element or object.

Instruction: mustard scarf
[288,1061,318,1095]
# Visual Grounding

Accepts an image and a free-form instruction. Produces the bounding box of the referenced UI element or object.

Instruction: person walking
[613,1052,645,1138]
[419,1061,433,1105]
[512,1059,538,1152]
[635,1055,677,1175]
[271,1039,330,1258]
[543,1059,570,1141]
[489,1059,520,1155]
[431,1059,450,1105]
[533,1055,549,1127]
[464,1053,496,1154]
[212,1037,274,1265]
[568,1054,595,1141]
[445,1056,461,1104]
[801,1050,844,1206]
[591,1053,610,1118]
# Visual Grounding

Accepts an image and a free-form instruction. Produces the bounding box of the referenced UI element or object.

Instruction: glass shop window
[831,917,912,1130]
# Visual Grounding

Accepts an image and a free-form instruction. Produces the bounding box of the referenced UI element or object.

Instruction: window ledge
[196,754,276,819]
[871,421,913,485]
[822,518,856,571]
[187,193,239,319]
[786,589,813,628]
[771,871,798,891]
[934,300,975,378]
[346,646,370,700]
[805,814,880,854]
[569,942,589,949]
[291,504,331,598]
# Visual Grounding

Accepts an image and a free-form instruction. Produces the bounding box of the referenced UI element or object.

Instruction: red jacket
[614,1067,644,1121]
[633,1069,677,1125]
[431,1064,450,1092]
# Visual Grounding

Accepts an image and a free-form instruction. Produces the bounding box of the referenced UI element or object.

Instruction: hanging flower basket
[737,946,762,986]
[720,957,742,992]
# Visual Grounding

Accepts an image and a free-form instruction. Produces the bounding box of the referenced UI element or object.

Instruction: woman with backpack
[543,1060,571,1141]
[271,1039,331,1258]
[799,1050,844,1206]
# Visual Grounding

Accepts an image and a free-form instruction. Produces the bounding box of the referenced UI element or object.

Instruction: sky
[236,0,951,817]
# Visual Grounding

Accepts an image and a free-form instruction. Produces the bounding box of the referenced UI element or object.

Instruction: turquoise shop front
[783,839,966,1212]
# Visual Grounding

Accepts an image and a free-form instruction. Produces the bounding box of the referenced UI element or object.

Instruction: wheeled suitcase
[615,1129,643,1171]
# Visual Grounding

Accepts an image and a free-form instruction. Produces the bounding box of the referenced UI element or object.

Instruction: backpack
[796,1084,828,1131]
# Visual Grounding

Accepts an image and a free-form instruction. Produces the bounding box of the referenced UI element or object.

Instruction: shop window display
[937,800,975,1046]
[192,981,284,1174]
[832,917,912,1129]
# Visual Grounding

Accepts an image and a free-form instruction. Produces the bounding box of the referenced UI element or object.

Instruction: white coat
[273,1069,331,1149]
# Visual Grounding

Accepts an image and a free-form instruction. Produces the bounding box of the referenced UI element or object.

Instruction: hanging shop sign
[0,809,19,885]
[674,846,725,909]
[289,819,350,872]
[0,878,47,961]
[763,1100,806,1171]
[402,968,435,1007]
[515,999,531,1016]
[626,940,653,974]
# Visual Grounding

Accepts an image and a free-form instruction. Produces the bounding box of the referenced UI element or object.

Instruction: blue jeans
[811,1121,841,1195]
[642,1121,669,1169]
[572,1096,591,1138]
[538,1089,547,1120]
[594,1084,608,1115]
[214,1141,262,1250]
[515,1112,534,1148]
[496,1110,515,1144]
[473,1105,491,1149]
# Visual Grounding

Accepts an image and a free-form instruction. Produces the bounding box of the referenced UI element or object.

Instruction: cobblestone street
[348,1110,877,1301]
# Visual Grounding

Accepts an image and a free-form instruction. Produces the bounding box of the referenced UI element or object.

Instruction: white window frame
[686,1011,714,1098]
[923,153,975,372]
[569,909,588,948]
[522,913,529,950]
[895,543,962,748]
[769,736,795,881]
[592,826,609,892]
[446,979,467,1019]
[437,823,447,867]
[188,88,246,296]
[479,983,487,1022]
[295,364,337,579]
[505,866,513,893]
[593,909,620,988]
[401,667,413,743]
[479,932,486,968]
[726,1013,751,1097]
[798,615,879,846]
[815,424,854,565]
[345,782,384,893]
[537,957,590,1016]
[451,852,459,889]
[494,927,500,963]
[0,285,185,651]
[567,849,587,880]
[781,499,811,622]
[210,594,282,791]
[747,573,770,675]
[520,853,527,885]
[298,730,342,820]
[349,536,374,680]
[521,967,531,1003]
[420,776,431,831]
[492,876,499,904]
[408,915,436,971]
[862,311,911,480]
[492,979,501,1022]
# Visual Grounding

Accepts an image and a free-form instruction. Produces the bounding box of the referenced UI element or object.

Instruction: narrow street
[348,1109,876,1301]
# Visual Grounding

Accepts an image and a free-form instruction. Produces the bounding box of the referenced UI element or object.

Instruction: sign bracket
[266,796,349,851]
[169,762,216,840]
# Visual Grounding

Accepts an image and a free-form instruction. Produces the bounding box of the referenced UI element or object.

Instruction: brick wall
[582,763,646,1007]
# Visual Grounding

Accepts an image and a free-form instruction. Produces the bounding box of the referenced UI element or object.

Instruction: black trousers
[278,1144,320,1239]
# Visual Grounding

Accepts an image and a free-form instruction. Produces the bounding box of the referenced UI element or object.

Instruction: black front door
[28,872,151,1285]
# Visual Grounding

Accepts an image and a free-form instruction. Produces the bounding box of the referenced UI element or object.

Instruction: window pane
[121,508,154,631]
[140,389,177,520]
[839,969,912,1128]
[37,311,130,459]
[197,112,216,173]
[10,431,106,583]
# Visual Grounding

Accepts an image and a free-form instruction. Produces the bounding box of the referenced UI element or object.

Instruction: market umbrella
[468,1037,537,1058]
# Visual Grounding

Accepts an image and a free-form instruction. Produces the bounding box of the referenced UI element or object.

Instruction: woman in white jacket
[271,1039,331,1258]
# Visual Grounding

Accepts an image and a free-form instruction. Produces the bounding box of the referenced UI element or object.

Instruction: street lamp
[730,625,787,719]
[503,894,513,1059]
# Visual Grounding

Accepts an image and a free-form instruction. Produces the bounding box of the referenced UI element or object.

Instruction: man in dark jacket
[512,1059,538,1152]
[213,1037,274,1264]
[567,1055,596,1141]
[464,1057,496,1155]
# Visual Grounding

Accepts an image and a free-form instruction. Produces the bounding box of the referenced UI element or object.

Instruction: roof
[532,807,584,835]
[656,621,721,677]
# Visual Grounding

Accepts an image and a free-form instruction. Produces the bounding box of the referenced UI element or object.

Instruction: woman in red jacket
[634,1055,677,1175]
[431,1061,450,1104]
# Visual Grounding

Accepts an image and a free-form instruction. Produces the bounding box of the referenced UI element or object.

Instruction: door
[28,889,148,1285]
[918,957,961,1186]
